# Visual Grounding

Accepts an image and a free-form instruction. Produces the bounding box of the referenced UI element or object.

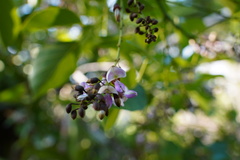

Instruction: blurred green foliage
[1,0,240,159]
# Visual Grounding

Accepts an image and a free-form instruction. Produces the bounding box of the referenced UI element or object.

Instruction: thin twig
[115,0,124,66]
[156,0,195,39]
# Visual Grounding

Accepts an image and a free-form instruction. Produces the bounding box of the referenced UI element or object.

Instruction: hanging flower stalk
[66,1,138,120]
[66,66,137,120]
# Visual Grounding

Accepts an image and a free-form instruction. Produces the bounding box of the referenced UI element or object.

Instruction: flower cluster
[66,66,137,120]
[126,0,158,44]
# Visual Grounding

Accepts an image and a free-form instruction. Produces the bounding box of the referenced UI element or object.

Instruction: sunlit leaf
[0,0,20,47]
[29,42,78,99]
[22,7,80,31]
[187,90,210,111]
[0,84,26,103]
[121,67,137,89]
[104,108,119,131]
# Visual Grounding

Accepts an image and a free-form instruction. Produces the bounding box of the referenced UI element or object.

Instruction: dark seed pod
[151,35,157,39]
[136,18,144,24]
[139,4,145,11]
[153,28,159,32]
[141,19,146,25]
[146,19,152,24]
[145,25,149,30]
[66,103,72,114]
[130,13,138,21]
[71,110,77,120]
[127,0,134,6]
[78,108,85,118]
[146,16,151,22]
[151,19,158,25]
[135,27,140,34]
[113,94,121,107]
[145,39,152,44]
[87,77,100,84]
[139,31,145,35]
[126,8,131,13]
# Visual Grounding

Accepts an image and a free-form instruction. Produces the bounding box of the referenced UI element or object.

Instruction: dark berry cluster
[66,66,137,120]
[126,0,159,44]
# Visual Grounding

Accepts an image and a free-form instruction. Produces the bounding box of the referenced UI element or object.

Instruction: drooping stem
[115,0,124,66]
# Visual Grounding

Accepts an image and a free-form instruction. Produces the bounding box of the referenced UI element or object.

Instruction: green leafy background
[1,0,240,159]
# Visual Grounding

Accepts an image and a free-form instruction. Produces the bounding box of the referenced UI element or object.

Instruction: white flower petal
[98,86,118,94]
[77,93,88,101]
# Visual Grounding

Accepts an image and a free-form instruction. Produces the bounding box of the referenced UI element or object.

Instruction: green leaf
[0,84,26,103]
[187,90,210,111]
[29,42,78,98]
[103,108,119,131]
[0,0,20,47]
[124,84,147,111]
[181,18,205,33]
[121,67,137,89]
[22,7,80,31]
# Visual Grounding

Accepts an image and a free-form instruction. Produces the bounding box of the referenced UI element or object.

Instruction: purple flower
[104,93,113,108]
[80,82,92,90]
[124,90,138,98]
[106,66,126,83]
[114,80,126,93]
[114,80,137,99]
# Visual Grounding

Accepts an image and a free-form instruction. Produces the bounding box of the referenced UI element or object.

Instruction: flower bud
[87,77,100,84]
[78,108,85,118]
[92,101,100,111]
[99,101,107,111]
[98,110,106,120]
[66,103,72,114]
[113,94,121,107]
[96,94,105,102]
[92,83,101,94]
[81,103,88,110]
[71,110,77,120]
[75,85,85,94]
[113,4,121,22]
